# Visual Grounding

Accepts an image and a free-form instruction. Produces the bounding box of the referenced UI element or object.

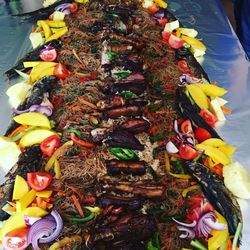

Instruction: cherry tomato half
[158,18,168,27]
[194,127,212,142]
[40,48,57,62]
[177,60,190,74]
[181,120,193,134]
[147,4,159,14]
[69,3,78,13]
[3,228,29,250]
[179,143,198,160]
[199,109,218,128]
[162,31,171,41]
[168,34,184,49]
[27,172,53,191]
[187,199,213,222]
[54,63,70,79]
[40,135,60,157]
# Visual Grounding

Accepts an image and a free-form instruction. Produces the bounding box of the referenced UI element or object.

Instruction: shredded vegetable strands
[79,97,97,109]
[71,195,84,217]
[8,125,28,138]
[0,1,244,249]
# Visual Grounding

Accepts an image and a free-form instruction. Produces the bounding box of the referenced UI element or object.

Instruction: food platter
[0,0,250,249]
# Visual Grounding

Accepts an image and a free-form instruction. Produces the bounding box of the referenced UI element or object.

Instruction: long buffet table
[0,0,249,248]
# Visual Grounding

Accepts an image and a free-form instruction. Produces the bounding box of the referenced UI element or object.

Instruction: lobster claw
[185,161,242,242]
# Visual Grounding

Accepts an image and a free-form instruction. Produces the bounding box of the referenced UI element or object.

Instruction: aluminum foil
[0,0,249,248]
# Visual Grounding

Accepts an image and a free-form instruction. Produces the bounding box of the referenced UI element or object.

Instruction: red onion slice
[55,3,72,14]
[177,226,195,239]
[24,215,41,226]
[153,10,165,19]
[13,104,53,116]
[28,217,56,250]
[179,74,202,84]
[166,141,179,154]
[40,45,56,54]
[204,218,227,231]
[39,210,64,243]
[173,218,197,228]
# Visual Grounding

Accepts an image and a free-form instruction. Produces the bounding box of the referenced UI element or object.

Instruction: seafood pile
[0,0,248,249]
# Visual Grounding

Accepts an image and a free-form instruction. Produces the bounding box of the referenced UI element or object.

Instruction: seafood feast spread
[1,0,250,249]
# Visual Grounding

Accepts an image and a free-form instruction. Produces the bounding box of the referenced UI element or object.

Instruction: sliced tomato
[3,228,29,250]
[179,143,198,160]
[158,18,168,27]
[194,127,212,142]
[147,4,159,14]
[162,31,171,41]
[188,195,204,208]
[199,109,218,128]
[40,135,60,157]
[27,172,53,191]
[168,34,184,49]
[69,3,78,13]
[180,120,193,134]
[187,206,200,222]
[186,195,214,221]
[177,60,190,74]
[40,49,57,62]
[54,63,70,79]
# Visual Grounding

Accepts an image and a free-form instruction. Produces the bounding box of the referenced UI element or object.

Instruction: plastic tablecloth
[0,0,250,248]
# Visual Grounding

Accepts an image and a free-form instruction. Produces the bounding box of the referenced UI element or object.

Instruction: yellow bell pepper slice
[176,28,198,38]
[194,83,227,97]
[74,0,89,3]
[153,0,167,8]
[208,157,220,168]
[85,206,102,215]
[39,20,52,40]
[182,35,207,51]
[13,112,51,128]
[44,20,66,28]
[201,138,226,147]
[218,145,236,157]
[38,66,56,79]
[19,129,56,148]
[24,207,48,217]
[36,190,53,198]
[16,189,37,212]
[186,84,209,110]
[23,61,42,68]
[208,211,228,250]
[195,144,231,166]
[12,175,30,200]
[29,61,57,83]
[0,213,26,240]
[46,27,68,42]
[45,140,73,171]
[181,185,199,198]
[164,151,171,172]
[54,159,61,179]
